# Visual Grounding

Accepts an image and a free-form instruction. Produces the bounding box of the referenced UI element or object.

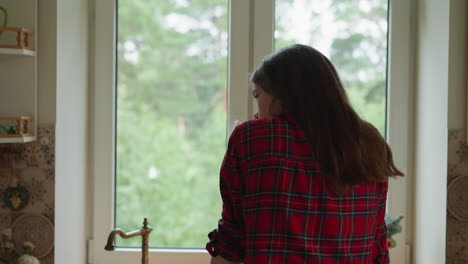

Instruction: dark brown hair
[251,44,403,192]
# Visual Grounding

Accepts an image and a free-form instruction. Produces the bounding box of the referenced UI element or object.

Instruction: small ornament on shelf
[0,6,8,37]
[0,125,16,135]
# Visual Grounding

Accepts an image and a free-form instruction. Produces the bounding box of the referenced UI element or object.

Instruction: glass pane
[275,0,388,135]
[116,0,228,248]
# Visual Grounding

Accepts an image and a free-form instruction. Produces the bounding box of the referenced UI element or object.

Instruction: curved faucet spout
[104,218,153,264]
[104,228,126,251]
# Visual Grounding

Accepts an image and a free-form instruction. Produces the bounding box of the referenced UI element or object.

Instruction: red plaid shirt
[207,115,389,264]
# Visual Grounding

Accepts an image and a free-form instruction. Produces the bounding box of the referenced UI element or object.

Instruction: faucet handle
[142,218,153,233]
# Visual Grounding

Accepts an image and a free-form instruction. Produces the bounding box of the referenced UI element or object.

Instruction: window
[92,0,412,263]
[115,0,229,248]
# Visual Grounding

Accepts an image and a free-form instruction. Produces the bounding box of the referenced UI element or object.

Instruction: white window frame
[91,1,250,263]
[90,0,413,263]
[385,0,413,262]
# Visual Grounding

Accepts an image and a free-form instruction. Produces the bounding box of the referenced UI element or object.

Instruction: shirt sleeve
[373,181,390,264]
[206,126,245,262]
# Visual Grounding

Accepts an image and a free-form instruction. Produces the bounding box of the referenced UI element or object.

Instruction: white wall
[87,0,96,251]
[448,0,467,130]
[55,0,89,263]
[37,0,57,124]
[413,0,449,263]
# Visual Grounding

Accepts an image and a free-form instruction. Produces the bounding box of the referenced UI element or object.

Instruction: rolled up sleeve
[206,126,245,262]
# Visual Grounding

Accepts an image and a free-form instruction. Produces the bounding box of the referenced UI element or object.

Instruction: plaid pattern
[207,115,389,264]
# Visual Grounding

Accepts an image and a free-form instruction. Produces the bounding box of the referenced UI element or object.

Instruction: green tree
[330,0,388,135]
[116,0,228,247]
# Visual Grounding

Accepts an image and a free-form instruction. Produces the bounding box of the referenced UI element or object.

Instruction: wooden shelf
[0,135,35,144]
[0,27,35,56]
[0,116,35,143]
[0,3,38,145]
[0,48,35,56]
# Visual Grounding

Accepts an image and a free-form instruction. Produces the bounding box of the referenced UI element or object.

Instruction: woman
[206,44,404,264]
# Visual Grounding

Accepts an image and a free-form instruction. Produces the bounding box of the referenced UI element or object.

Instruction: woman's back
[207,45,400,264]
[208,115,389,264]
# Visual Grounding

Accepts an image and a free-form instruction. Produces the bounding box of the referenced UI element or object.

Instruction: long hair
[251,44,403,192]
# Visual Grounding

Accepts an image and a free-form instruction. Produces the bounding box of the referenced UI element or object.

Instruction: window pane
[116,0,228,248]
[275,0,388,135]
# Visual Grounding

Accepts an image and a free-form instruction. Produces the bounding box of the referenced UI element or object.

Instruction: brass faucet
[105,218,153,264]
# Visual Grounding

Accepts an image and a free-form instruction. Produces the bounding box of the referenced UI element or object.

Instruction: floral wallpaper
[447,129,468,264]
[0,125,54,264]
